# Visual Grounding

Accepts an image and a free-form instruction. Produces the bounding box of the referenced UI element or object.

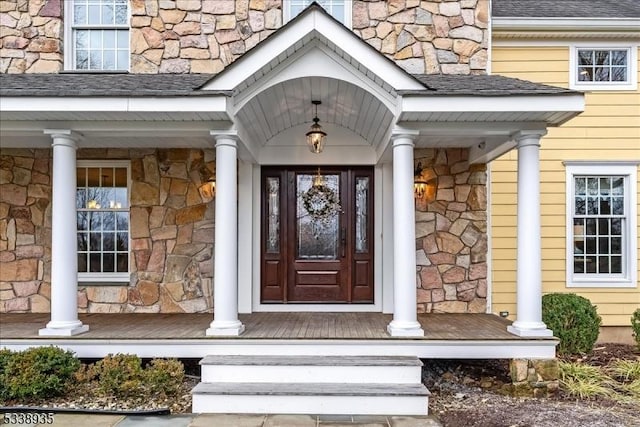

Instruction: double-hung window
[570,45,638,90]
[65,0,129,71]
[284,0,351,27]
[566,163,638,288]
[76,161,130,283]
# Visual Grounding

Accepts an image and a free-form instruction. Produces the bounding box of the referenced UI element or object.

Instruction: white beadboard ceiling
[235,76,395,149]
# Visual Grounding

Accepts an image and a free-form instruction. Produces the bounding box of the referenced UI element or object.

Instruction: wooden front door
[261,166,374,303]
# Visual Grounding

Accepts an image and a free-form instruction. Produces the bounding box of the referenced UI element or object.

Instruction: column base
[39,321,89,337]
[206,320,245,336]
[507,322,553,337]
[387,320,424,337]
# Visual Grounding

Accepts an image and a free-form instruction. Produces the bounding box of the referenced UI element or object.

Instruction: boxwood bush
[542,293,601,355]
[0,346,80,400]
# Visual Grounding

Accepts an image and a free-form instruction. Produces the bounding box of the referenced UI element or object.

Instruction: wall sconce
[414,162,437,203]
[200,177,216,199]
[306,100,327,153]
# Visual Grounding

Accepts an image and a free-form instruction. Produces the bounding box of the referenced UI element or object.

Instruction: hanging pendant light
[306,100,327,154]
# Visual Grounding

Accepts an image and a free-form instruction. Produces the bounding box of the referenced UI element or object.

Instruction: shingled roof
[407,75,576,96]
[0,73,578,98]
[493,0,640,18]
[0,73,225,97]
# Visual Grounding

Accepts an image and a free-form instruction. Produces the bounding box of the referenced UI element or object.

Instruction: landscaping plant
[632,309,640,350]
[144,358,185,396]
[542,293,601,355]
[0,347,80,400]
[558,361,613,399]
[91,353,145,398]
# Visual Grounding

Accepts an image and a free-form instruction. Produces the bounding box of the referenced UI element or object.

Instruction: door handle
[341,227,346,258]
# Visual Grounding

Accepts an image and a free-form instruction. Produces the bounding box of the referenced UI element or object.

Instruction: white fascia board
[402,94,584,115]
[493,17,640,32]
[201,9,422,92]
[0,96,228,114]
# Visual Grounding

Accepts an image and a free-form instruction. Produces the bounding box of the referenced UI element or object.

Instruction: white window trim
[283,0,352,29]
[564,161,638,288]
[63,0,130,72]
[77,160,131,283]
[569,43,638,91]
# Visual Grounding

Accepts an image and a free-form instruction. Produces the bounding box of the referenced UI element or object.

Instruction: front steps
[192,355,430,415]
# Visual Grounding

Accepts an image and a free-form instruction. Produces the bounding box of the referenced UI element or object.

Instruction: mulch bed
[423,343,640,427]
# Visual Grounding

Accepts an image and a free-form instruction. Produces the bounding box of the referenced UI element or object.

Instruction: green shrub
[0,347,80,400]
[632,309,640,350]
[92,354,144,398]
[144,359,185,396]
[542,293,601,355]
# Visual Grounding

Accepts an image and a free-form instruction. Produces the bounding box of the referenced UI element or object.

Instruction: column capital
[210,130,239,147]
[44,129,80,147]
[391,128,420,146]
[512,129,547,147]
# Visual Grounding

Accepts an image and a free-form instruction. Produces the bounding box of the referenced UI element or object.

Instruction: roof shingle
[493,0,640,18]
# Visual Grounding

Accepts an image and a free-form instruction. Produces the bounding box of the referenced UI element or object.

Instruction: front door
[261,166,374,303]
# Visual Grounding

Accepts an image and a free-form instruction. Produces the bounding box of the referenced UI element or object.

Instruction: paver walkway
[1,413,442,427]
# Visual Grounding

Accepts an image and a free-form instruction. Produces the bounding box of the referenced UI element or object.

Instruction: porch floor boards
[0,312,543,341]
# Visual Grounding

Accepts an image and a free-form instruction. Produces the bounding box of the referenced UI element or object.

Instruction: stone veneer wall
[352,0,488,74]
[1,147,486,314]
[414,148,488,313]
[1,0,488,75]
[0,0,63,73]
[0,148,215,314]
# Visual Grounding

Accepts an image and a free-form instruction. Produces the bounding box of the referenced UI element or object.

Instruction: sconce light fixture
[414,162,437,202]
[306,100,327,154]
[200,177,216,199]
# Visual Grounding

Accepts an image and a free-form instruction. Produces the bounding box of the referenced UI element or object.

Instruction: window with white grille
[566,163,637,288]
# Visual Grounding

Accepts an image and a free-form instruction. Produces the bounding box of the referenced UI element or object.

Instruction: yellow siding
[491,45,640,326]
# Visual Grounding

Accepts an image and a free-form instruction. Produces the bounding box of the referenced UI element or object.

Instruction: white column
[39,130,89,336]
[507,130,553,337]
[207,132,245,336]
[387,134,424,337]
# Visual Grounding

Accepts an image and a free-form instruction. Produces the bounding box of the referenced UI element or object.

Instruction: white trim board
[0,339,558,359]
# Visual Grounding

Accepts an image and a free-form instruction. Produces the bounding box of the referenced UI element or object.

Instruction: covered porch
[0,312,557,359]
[0,6,584,349]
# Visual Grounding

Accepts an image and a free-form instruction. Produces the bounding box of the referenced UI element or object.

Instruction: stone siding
[0,0,63,73]
[0,148,215,314]
[353,0,489,74]
[2,0,488,75]
[415,148,488,313]
[1,147,486,314]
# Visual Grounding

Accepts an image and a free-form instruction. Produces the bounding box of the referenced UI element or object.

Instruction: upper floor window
[65,0,129,71]
[565,163,638,288]
[570,45,638,91]
[77,161,130,283]
[284,0,351,28]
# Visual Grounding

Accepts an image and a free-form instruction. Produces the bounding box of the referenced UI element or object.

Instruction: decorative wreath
[301,184,341,222]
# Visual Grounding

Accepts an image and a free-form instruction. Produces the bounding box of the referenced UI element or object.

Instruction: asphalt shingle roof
[407,75,577,96]
[0,73,577,98]
[492,0,640,18]
[0,73,224,97]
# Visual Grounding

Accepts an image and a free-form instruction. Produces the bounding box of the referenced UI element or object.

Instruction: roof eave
[492,17,640,33]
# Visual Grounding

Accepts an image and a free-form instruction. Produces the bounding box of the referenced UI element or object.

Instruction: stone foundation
[415,148,487,313]
[510,358,560,398]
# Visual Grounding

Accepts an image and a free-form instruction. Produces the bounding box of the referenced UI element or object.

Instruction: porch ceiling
[235,76,395,150]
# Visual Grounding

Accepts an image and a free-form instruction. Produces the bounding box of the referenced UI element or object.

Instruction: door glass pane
[355,177,369,253]
[297,173,339,260]
[266,177,280,253]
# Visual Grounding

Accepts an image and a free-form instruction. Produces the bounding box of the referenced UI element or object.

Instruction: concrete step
[199,355,423,384]
[192,382,430,415]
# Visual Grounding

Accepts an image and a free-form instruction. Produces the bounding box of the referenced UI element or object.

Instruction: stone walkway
[7,413,443,427]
